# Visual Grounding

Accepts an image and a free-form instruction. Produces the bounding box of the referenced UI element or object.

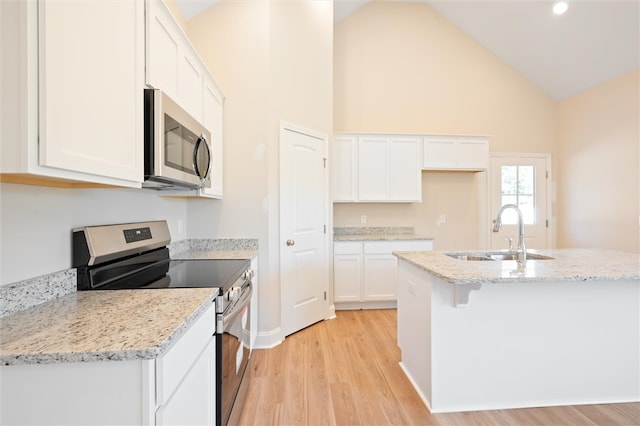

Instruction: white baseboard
[335,301,397,310]
[253,327,284,349]
[399,361,432,412]
[326,304,336,319]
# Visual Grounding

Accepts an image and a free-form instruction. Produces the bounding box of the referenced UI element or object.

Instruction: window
[500,165,535,225]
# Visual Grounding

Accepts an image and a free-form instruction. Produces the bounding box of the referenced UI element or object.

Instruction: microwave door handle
[192,135,211,188]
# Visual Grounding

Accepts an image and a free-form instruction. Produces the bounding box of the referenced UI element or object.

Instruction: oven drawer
[156,301,216,406]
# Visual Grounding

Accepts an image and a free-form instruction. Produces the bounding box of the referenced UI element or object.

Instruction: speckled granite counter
[394,248,640,285]
[0,288,217,366]
[334,226,433,242]
[173,249,257,260]
[169,238,258,259]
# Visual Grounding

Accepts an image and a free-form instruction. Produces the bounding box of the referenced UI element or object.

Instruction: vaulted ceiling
[176,0,639,101]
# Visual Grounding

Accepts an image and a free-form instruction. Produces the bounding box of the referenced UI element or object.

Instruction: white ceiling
[177,0,640,101]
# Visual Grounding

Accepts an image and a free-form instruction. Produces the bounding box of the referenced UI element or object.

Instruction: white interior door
[280,123,329,337]
[490,154,550,250]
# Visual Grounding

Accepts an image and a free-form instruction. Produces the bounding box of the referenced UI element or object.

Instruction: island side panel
[397,260,433,409]
[430,277,640,413]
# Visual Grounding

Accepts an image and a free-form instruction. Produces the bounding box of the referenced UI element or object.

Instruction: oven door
[217,282,252,426]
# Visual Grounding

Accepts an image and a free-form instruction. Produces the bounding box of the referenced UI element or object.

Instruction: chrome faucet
[493,204,526,267]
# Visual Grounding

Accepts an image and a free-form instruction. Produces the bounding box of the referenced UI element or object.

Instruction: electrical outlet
[361,215,367,224]
[409,282,416,295]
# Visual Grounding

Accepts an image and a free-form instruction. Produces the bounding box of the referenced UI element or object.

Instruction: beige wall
[333,1,557,249]
[557,70,640,252]
[186,0,333,338]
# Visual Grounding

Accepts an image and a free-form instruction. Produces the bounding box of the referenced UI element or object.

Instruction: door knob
[286,239,295,246]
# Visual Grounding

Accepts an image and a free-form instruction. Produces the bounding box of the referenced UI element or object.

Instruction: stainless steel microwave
[143,89,211,190]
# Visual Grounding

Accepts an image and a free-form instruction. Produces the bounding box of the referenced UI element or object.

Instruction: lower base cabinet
[333,240,433,310]
[0,304,216,426]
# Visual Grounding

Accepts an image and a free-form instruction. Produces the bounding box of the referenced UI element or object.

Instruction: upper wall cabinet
[0,0,144,187]
[201,77,224,198]
[333,134,422,203]
[332,135,358,201]
[146,0,225,198]
[423,136,489,171]
[147,0,203,121]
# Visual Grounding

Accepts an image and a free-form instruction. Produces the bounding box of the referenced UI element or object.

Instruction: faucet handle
[508,237,514,252]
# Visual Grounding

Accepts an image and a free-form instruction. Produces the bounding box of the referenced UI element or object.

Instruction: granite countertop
[0,288,217,366]
[394,248,640,285]
[173,249,257,260]
[333,226,433,242]
[0,239,260,366]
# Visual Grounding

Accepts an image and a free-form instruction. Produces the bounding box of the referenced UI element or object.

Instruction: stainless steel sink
[446,254,494,261]
[486,252,554,261]
[445,251,555,261]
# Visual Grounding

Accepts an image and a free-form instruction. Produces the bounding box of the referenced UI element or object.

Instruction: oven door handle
[221,282,253,330]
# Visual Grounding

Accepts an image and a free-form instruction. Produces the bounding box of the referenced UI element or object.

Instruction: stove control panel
[123,227,152,243]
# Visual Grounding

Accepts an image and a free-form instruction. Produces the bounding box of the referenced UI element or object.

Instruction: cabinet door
[423,136,489,171]
[457,138,489,170]
[358,136,388,201]
[389,137,422,201]
[177,48,204,122]
[147,0,205,122]
[363,240,433,302]
[156,338,215,426]
[334,254,362,303]
[201,77,224,198]
[332,135,358,201]
[38,0,143,182]
[146,0,180,99]
[363,254,397,301]
[423,137,457,169]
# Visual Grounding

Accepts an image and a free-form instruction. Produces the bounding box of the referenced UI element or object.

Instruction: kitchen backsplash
[0,269,76,318]
[334,227,415,236]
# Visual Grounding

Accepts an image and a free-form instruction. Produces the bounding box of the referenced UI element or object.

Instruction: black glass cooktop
[77,248,249,292]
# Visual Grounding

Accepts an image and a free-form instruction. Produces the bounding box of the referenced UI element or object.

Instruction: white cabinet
[332,134,422,202]
[147,0,203,121]
[157,338,215,425]
[0,304,216,425]
[0,0,144,187]
[146,0,225,199]
[156,303,216,425]
[423,136,489,171]
[331,135,358,201]
[201,76,225,198]
[333,239,433,309]
[333,242,363,303]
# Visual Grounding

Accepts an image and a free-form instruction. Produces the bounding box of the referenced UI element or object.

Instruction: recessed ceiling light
[553,1,569,15]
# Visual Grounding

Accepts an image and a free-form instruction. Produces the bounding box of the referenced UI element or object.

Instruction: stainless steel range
[72,220,253,426]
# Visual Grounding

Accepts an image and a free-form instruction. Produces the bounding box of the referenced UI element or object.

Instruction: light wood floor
[237,309,640,425]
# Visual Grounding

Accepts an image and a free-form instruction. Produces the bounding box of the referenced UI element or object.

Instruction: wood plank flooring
[237,309,640,425]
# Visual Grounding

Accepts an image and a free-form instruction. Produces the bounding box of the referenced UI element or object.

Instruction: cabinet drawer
[364,240,433,254]
[156,301,216,405]
[334,242,363,255]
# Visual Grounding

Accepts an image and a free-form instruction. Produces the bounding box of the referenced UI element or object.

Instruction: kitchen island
[394,249,640,413]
